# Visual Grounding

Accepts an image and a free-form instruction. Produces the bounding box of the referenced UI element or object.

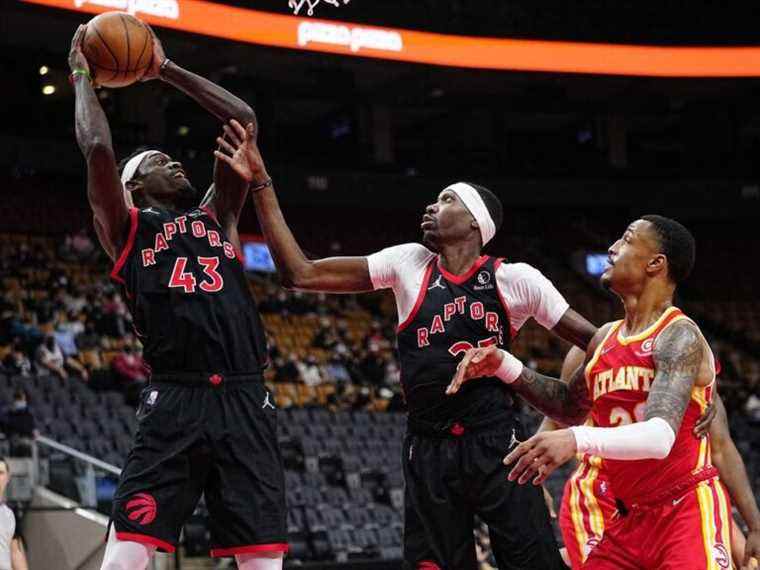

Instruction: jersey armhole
[110,207,139,287]
[396,260,435,333]
[584,321,622,393]
[493,258,518,339]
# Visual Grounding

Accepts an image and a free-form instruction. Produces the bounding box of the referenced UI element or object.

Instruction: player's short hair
[464,182,503,233]
[641,215,696,285]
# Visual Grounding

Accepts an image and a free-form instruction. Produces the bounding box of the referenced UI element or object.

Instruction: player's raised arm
[214,120,374,293]
[140,26,255,233]
[70,25,128,261]
[708,395,760,567]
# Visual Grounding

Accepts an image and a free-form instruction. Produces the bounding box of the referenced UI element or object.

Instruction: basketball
[81,12,153,88]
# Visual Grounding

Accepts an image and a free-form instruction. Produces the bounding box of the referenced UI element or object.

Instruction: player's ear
[125,179,143,192]
[647,253,667,276]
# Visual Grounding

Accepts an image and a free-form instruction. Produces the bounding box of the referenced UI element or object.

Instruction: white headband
[120,150,160,208]
[446,182,497,246]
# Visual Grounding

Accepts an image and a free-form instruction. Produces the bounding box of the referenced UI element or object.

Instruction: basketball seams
[134,21,151,77]
[118,14,131,80]
[91,24,121,83]
[82,13,152,87]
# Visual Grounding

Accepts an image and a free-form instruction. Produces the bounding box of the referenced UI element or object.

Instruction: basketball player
[549,348,758,569]
[213,120,597,569]
[449,216,760,569]
[68,26,287,570]
[0,459,28,570]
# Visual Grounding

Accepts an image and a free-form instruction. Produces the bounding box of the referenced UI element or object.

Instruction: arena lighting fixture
[20,0,760,77]
[39,65,49,75]
[42,84,56,95]
[177,125,190,136]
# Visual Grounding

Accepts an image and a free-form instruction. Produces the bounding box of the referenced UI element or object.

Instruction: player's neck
[141,194,187,214]
[438,241,482,275]
[620,286,674,336]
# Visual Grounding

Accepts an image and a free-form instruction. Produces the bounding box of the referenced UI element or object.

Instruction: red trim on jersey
[436,254,489,285]
[493,257,517,339]
[210,543,289,557]
[110,207,139,286]
[115,532,175,553]
[397,260,435,333]
[201,204,219,226]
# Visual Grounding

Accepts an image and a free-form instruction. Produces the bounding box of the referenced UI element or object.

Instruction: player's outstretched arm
[533,346,586,434]
[142,26,254,127]
[709,395,760,567]
[140,26,254,228]
[215,120,374,293]
[447,329,607,426]
[70,25,128,261]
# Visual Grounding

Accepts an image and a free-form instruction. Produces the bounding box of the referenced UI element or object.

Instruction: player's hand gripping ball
[80,11,154,87]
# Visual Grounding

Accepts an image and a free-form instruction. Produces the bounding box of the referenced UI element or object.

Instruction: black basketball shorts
[110,374,288,557]
[402,416,564,570]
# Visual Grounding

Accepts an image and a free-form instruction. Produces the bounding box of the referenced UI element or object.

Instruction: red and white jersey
[585,307,716,505]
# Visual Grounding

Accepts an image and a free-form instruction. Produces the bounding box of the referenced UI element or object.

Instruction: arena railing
[34,435,120,513]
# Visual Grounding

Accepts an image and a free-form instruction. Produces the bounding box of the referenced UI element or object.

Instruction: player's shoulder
[379,242,435,263]
[495,261,546,280]
[588,321,620,355]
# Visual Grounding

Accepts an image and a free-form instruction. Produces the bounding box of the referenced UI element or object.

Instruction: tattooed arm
[497,319,705,485]
[511,362,594,426]
[644,319,704,432]
[447,324,614,425]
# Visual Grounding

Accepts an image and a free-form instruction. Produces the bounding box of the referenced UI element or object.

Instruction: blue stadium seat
[344,505,373,527]
[348,487,373,506]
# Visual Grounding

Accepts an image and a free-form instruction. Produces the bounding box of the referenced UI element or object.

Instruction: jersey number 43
[168,257,224,293]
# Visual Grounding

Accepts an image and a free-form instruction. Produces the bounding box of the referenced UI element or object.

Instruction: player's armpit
[551,308,598,351]
[644,319,703,434]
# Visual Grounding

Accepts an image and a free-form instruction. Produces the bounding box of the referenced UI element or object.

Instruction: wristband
[494,350,523,384]
[69,68,92,84]
[250,177,273,193]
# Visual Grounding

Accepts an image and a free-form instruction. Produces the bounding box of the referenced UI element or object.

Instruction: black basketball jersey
[110,205,267,377]
[397,255,514,424]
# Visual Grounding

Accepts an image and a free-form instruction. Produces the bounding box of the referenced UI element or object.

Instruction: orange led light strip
[22,0,760,77]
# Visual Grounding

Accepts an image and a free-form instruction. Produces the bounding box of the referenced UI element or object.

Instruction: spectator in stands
[53,313,87,381]
[359,344,386,386]
[35,334,88,381]
[273,353,301,383]
[0,390,37,457]
[61,285,88,315]
[35,334,67,380]
[111,341,148,400]
[298,355,323,387]
[75,320,101,354]
[99,291,128,338]
[323,355,351,385]
[0,458,29,570]
[312,318,337,351]
[1,341,31,378]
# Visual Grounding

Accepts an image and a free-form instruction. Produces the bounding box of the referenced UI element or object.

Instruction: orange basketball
[82,12,153,88]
